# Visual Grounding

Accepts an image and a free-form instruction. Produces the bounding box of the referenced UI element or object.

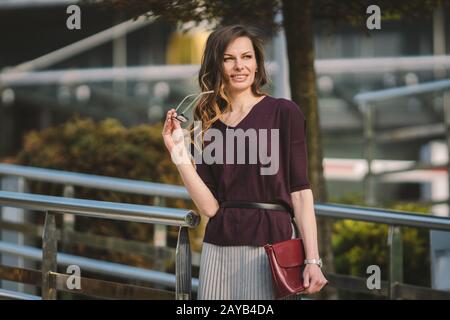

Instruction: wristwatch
[304,258,323,268]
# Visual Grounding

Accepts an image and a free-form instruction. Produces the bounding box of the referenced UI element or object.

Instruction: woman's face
[222,36,258,94]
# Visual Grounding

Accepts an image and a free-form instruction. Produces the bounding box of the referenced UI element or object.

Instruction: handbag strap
[289,212,300,238]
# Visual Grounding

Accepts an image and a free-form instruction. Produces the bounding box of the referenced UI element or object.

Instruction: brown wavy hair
[189,24,269,152]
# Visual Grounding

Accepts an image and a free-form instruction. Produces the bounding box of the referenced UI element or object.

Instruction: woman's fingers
[303,273,310,288]
[303,279,320,294]
[163,110,171,129]
[301,268,328,295]
[310,278,328,294]
[172,111,181,130]
[302,279,317,294]
[300,271,311,294]
[162,109,176,135]
[310,279,322,293]
[162,109,178,153]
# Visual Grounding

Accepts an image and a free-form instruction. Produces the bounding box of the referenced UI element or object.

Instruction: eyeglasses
[172,90,214,123]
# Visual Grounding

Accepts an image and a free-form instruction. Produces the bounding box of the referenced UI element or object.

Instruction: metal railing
[2,164,450,299]
[0,163,190,199]
[3,56,450,86]
[0,190,199,300]
[0,162,191,250]
[315,202,450,299]
[354,78,450,206]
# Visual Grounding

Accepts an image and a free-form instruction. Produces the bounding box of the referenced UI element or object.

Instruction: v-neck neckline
[217,95,267,129]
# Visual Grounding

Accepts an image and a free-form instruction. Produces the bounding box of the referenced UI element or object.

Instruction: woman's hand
[300,264,329,295]
[162,109,191,165]
[162,109,181,154]
[162,109,218,217]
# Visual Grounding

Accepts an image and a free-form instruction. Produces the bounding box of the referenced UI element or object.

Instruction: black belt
[220,201,293,216]
[219,200,298,237]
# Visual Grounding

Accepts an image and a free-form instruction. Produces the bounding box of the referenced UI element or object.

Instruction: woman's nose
[234,59,244,70]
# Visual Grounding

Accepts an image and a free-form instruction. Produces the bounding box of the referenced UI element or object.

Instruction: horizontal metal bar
[316,55,450,75]
[0,265,41,286]
[0,219,201,267]
[314,272,450,300]
[392,282,450,300]
[60,230,175,262]
[0,163,190,199]
[52,272,175,300]
[0,191,199,227]
[0,219,43,236]
[354,78,450,103]
[0,219,175,264]
[0,264,175,300]
[0,62,278,86]
[0,241,199,291]
[372,162,447,177]
[4,55,450,86]
[1,65,199,86]
[315,203,450,231]
[326,272,388,297]
[0,289,41,300]
[376,123,445,143]
[0,0,75,10]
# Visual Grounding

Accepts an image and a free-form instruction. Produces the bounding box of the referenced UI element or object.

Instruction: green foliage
[15,116,178,184]
[329,192,431,299]
[86,0,450,36]
[82,0,281,37]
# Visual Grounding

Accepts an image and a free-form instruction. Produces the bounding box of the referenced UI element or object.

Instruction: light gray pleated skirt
[198,224,301,300]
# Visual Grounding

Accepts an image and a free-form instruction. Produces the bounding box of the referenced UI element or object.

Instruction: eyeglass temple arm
[180,90,214,115]
[174,93,200,112]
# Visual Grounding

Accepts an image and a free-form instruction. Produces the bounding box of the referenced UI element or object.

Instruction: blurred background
[0,0,450,300]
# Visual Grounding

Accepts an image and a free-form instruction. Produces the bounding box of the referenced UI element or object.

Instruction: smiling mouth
[230,74,248,81]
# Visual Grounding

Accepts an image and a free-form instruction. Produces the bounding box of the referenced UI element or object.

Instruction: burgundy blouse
[192,95,311,246]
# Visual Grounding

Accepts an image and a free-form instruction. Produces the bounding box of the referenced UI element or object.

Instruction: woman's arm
[162,109,219,218]
[291,189,319,259]
[291,188,328,295]
[175,159,219,218]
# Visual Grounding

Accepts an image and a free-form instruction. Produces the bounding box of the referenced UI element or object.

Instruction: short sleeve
[287,101,312,192]
[196,162,217,198]
[190,143,218,199]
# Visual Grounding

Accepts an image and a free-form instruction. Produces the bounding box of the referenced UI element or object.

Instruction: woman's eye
[244,55,252,59]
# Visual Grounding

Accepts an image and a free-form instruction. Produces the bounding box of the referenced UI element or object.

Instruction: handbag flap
[271,238,305,268]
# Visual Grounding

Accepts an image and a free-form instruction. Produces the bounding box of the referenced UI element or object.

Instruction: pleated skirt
[197,225,302,300]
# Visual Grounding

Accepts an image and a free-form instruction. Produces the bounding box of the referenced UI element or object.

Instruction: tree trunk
[281,0,337,299]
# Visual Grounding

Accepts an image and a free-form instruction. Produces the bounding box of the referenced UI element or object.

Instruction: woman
[162,24,328,300]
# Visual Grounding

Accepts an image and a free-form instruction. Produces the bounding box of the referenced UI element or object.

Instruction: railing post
[175,226,191,300]
[153,197,167,247]
[42,210,57,300]
[153,197,168,271]
[443,91,450,213]
[0,176,29,293]
[362,101,377,206]
[388,225,403,300]
[62,185,75,252]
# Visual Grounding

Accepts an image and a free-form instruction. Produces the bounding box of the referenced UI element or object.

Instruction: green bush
[329,192,431,299]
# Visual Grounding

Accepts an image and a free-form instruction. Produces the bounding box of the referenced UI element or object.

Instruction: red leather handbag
[264,238,306,299]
